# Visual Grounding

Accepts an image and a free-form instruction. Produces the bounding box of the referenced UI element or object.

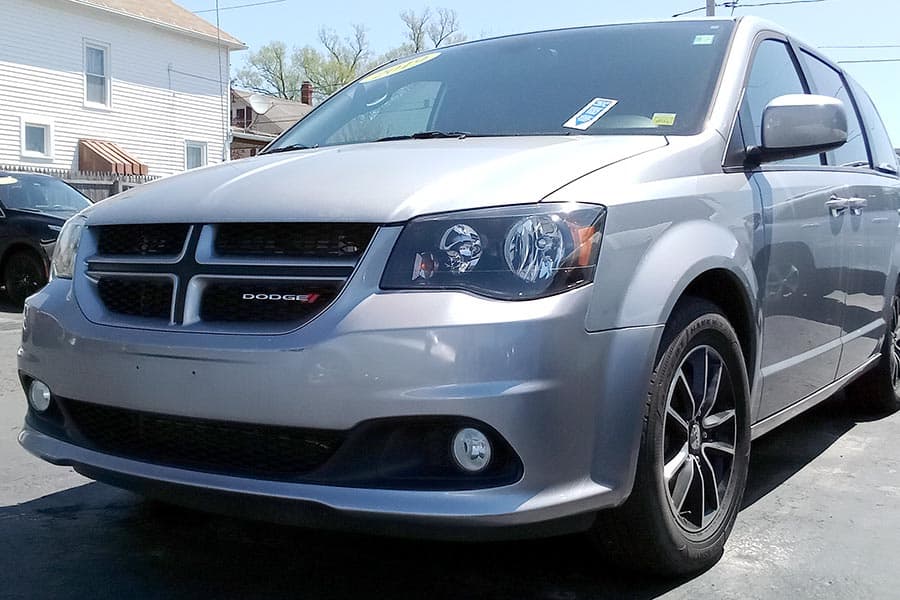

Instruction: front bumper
[18,277,662,537]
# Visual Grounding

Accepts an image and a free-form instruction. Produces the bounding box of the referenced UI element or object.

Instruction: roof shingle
[68,0,245,48]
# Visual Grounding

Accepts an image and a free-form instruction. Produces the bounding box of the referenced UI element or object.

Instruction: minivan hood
[86,136,667,225]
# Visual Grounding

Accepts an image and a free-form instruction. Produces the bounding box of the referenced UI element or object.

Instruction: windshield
[267,20,734,151]
[0,174,91,216]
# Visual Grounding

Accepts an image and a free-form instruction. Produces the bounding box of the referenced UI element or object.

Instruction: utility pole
[706,0,716,15]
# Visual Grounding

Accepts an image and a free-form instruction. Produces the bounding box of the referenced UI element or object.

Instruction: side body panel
[837,173,899,377]
[751,171,846,418]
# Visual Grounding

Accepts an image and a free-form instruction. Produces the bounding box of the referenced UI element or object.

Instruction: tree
[297,24,371,97]
[234,41,304,100]
[233,8,466,101]
[380,7,466,61]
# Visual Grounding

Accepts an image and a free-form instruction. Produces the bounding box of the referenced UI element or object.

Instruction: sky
[179,0,900,145]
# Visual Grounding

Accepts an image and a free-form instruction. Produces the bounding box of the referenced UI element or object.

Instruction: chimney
[300,81,314,106]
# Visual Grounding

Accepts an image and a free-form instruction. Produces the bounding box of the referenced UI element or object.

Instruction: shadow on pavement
[741,390,884,508]
[0,393,886,600]
[1,484,676,600]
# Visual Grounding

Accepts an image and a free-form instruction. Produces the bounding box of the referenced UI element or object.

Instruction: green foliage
[234,40,304,100]
[232,7,466,101]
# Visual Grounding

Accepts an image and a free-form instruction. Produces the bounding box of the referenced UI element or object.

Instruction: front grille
[96,278,172,319]
[96,224,189,256]
[215,223,376,259]
[201,282,340,322]
[83,222,376,331]
[61,399,344,480]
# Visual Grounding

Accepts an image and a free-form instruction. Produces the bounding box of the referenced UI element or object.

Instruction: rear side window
[799,51,868,168]
[739,39,819,166]
[847,77,899,175]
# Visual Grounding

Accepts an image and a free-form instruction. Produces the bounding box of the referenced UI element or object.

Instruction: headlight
[381,204,606,300]
[50,215,87,279]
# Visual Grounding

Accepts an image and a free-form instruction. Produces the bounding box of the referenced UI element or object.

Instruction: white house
[0,0,245,177]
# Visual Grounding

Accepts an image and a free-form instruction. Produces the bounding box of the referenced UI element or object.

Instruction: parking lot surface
[2,303,899,599]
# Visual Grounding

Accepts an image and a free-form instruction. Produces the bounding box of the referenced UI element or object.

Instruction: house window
[185,142,207,170]
[20,118,52,159]
[85,42,110,106]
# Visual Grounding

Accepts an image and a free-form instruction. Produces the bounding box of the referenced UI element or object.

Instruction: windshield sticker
[360,52,441,83]
[0,176,18,185]
[563,98,618,131]
[652,113,677,126]
[693,34,716,46]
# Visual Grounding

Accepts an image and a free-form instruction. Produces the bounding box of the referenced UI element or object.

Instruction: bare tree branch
[234,7,466,102]
[427,7,465,47]
[400,8,430,52]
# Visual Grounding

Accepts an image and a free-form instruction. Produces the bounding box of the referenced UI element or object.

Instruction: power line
[194,0,285,13]
[673,0,825,17]
[727,0,826,6]
[169,67,222,84]
[672,6,711,17]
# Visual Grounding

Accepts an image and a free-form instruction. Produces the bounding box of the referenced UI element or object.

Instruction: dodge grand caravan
[17,17,900,575]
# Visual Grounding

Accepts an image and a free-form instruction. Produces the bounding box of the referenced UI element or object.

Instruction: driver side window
[737,39,820,167]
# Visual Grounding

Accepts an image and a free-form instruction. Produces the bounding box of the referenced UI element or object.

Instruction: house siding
[0,0,232,177]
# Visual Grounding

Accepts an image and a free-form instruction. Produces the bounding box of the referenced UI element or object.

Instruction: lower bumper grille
[60,399,344,480]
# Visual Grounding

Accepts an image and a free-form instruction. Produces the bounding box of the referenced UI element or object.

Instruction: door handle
[826,196,849,217]
[846,197,867,216]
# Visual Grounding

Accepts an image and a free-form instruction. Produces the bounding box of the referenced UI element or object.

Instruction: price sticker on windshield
[361,52,441,83]
[563,98,618,130]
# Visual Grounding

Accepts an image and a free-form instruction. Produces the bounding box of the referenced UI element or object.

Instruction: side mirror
[748,94,848,164]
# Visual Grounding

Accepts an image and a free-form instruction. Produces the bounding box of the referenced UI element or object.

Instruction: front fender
[587,219,758,332]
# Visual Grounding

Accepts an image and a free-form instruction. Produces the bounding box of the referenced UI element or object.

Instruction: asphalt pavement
[1,301,899,599]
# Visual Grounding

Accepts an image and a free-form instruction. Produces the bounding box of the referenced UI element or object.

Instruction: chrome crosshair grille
[79,223,377,332]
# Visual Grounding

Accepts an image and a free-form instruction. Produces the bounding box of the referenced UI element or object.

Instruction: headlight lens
[381,203,606,300]
[50,215,87,280]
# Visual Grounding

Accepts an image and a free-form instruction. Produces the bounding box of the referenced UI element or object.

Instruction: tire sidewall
[875,295,900,409]
[645,303,751,562]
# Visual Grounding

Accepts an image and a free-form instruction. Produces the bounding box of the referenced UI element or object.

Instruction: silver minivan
[18,17,900,575]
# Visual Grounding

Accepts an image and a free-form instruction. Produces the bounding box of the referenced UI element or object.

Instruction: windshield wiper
[262,143,312,155]
[374,131,471,142]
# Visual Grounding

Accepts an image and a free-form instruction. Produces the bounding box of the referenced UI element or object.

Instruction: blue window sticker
[563,97,618,130]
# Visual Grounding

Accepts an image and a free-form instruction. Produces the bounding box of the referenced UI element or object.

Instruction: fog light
[28,380,52,413]
[452,427,492,472]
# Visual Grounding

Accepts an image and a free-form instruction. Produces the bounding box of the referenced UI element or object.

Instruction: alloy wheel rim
[662,345,737,533]
[9,261,40,300]
[890,298,900,390]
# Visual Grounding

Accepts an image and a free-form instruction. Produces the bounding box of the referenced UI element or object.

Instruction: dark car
[0,172,91,305]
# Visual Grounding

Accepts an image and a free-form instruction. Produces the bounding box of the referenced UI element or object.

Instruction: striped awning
[78,139,148,175]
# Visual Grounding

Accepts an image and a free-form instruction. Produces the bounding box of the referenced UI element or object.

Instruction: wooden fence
[0,164,157,202]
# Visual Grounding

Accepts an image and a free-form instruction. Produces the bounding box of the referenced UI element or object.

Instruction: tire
[4,251,47,306]
[591,297,751,577]
[847,293,900,414]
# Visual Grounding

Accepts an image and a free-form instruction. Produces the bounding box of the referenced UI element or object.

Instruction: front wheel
[591,297,751,576]
[847,293,900,414]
